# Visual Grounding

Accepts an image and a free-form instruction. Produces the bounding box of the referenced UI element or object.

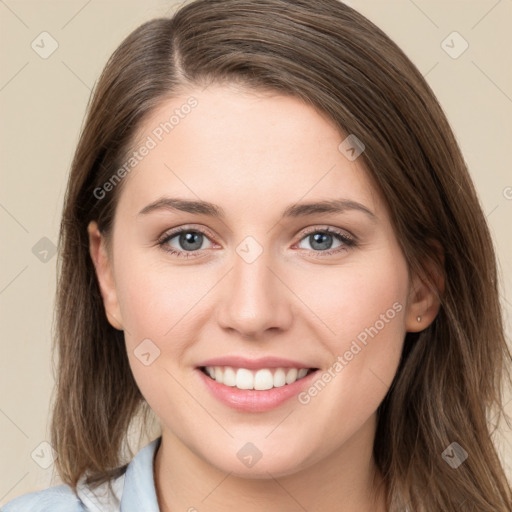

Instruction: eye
[295,227,356,256]
[157,225,356,259]
[158,227,215,258]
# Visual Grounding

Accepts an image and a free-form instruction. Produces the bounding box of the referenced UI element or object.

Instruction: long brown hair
[51,1,512,509]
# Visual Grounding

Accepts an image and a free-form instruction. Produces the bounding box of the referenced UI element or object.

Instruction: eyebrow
[138,197,377,221]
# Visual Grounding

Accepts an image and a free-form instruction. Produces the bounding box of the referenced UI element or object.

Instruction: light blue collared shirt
[1,436,162,512]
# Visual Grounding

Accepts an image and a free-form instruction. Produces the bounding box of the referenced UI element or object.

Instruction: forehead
[116,85,383,220]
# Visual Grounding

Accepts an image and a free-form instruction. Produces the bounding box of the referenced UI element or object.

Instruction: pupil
[311,232,332,250]
[180,232,202,251]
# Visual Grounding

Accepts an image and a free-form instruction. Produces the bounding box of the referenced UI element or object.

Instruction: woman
[4,0,511,510]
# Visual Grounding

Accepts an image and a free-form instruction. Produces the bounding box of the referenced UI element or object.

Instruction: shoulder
[1,436,161,512]
[1,484,84,512]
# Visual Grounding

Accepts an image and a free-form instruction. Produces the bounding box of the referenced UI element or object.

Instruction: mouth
[199,365,318,391]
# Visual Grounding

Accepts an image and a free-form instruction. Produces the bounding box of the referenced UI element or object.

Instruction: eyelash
[157,225,357,260]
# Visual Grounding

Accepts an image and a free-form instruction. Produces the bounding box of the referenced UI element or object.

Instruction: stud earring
[417,316,422,322]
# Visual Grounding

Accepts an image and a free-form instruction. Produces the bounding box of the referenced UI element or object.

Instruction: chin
[202,441,314,479]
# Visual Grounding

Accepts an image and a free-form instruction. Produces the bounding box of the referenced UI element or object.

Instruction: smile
[201,366,315,390]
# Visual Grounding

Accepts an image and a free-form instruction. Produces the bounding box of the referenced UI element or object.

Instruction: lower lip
[196,368,318,412]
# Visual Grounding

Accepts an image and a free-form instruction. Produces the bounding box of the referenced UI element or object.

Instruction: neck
[154,414,388,512]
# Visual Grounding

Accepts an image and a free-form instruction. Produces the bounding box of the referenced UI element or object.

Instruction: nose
[216,246,293,339]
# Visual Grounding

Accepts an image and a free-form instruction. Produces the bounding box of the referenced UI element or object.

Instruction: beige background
[1,0,511,504]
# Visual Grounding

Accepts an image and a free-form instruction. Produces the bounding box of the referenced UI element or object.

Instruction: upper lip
[197,356,317,370]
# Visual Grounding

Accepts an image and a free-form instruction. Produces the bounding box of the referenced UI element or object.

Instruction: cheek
[113,254,202,410]
[303,249,409,400]
[114,250,209,341]
[303,252,408,348]
[315,256,407,398]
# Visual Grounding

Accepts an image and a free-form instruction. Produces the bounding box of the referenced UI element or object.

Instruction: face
[89,84,434,478]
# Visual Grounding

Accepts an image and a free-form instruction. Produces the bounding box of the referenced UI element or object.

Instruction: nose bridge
[216,236,291,337]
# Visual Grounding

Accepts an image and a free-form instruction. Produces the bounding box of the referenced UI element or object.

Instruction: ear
[405,242,445,333]
[87,221,124,330]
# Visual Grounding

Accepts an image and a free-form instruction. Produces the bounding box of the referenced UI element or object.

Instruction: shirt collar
[120,435,162,512]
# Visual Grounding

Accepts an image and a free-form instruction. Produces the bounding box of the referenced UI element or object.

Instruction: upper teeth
[204,366,310,390]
